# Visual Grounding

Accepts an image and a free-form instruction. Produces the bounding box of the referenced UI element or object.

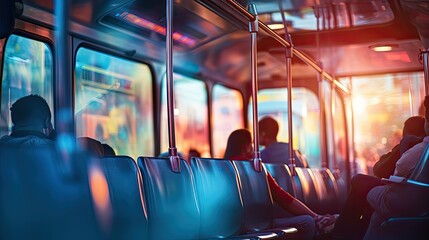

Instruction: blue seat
[138,157,200,240]
[233,160,297,239]
[191,157,244,239]
[264,163,295,218]
[101,156,148,239]
[312,168,340,214]
[0,145,101,239]
[294,168,319,212]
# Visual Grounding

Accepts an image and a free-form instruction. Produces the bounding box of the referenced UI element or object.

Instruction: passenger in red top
[224,129,336,239]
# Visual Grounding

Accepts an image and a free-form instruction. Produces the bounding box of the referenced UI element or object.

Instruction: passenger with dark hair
[188,148,201,162]
[77,137,104,158]
[259,116,306,167]
[332,114,427,239]
[102,143,116,156]
[0,94,55,146]
[224,129,336,240]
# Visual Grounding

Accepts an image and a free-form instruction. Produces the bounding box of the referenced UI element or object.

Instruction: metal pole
[248,4,262,172]
[423,50,429,96]
[278,0,295,175]
[166,0,180,172]
[54,0,74,137]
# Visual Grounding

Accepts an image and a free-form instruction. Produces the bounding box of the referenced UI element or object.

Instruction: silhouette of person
[0,94,54,146]
[102,143,116,156]
[259,116,306,167]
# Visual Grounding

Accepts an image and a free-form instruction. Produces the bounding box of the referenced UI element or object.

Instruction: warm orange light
[373,46,392,52]
[89,164,112,230]
[268,23,285,30]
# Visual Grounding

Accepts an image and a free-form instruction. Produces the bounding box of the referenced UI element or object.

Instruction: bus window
[161,75,209,159]
[249,88,321,167]
[1,35,53,137]
[342,72,425,173]
[332,90,348,178]
[75,47,154,159]
[212,84,244,158]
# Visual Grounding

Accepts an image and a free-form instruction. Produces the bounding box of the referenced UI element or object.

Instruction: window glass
[75,48,154,158]
[332,90,348,179]
[249,88,321,167]
[161,75,209,160]
[1,35,53,136]
[212,84,244,158]
[340,72,425,174]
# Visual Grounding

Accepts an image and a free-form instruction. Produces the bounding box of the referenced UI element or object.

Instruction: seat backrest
[101,156,148,240]
[191,157,244,238]
[0,145,101,240]
[138,157,200,240]
[312,169,338,214]
[294,167,320,212]
[264,163,295,218]
[233,160,273,232]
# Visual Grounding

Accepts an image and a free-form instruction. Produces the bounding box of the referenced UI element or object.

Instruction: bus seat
[312,169,340,214]
[191,157,245,239]
[137,157,200,240]
[0,146,101,239]
[294,168,320,213]
[101,156,148,239]
[233,160,298,239]
[264,163,295,218]
[233,160,274,231]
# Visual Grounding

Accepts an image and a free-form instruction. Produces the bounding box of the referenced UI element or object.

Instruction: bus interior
[1,0,429,239]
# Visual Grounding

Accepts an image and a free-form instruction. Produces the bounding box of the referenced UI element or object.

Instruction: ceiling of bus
[19,0,428,86]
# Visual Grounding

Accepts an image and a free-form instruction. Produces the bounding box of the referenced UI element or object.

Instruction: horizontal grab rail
[220,0,350,95]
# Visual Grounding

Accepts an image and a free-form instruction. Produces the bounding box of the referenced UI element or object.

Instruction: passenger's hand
[314,214,338,235]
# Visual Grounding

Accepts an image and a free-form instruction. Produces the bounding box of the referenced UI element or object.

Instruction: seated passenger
[259,116,306,167]
[224,129,336,240]
[77,137,104,158]
[0,95,55,146]
[332,115,427,239]
[102,143,116,156]
[363,96,429,239]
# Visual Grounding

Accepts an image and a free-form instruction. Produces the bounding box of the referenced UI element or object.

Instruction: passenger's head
[102,143,116,156]
[188,148,201,159]
[78,137,104,158]
[10,94,53,136]
[224,129,252,160]
[259,116,279,146]
[403,116,425,137]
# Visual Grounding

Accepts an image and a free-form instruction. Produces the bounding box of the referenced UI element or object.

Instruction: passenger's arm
[267,173,317,217]
[373,144,400,178]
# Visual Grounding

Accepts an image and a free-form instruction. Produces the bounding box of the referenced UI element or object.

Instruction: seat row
[264,164,348,216]
[103,156,350,239]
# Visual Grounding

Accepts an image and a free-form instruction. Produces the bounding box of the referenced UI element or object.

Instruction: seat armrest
[381,175,406,184]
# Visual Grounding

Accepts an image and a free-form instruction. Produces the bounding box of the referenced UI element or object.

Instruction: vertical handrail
[248,4,262,172]
[318,63,328,169]
[166,0,180,172]
[423,50,429,96]
[54,0,74,137]
[278,0,296,175]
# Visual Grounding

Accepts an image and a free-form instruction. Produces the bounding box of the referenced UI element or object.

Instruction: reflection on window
[259,0,393,32]
[161,75,209,160]
[1,35,53,136]
[249,88,320,167]
[212,85,244,158]
[340,72,425,173]
[75,48,154,158]
[332,91,349,178]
